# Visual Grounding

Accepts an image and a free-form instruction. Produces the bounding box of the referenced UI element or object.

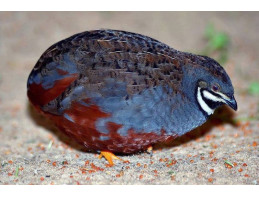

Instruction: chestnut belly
[41,101,177,154]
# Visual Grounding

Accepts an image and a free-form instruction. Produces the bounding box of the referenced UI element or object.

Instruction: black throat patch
[201,90,224,110]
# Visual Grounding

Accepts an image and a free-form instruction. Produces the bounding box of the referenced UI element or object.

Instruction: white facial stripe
[213,91,230,101]
[197,87,214,115]
[203,90,227,104]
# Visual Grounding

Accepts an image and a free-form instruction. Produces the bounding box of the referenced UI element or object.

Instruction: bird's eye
[212,84,220,92]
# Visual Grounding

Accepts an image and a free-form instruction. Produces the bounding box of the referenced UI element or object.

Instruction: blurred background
[0,12,258,185]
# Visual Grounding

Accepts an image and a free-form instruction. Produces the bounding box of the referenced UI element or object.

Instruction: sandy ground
[0,12,258,185]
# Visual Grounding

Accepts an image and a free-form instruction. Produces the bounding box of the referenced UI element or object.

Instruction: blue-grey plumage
[27,29,237,155]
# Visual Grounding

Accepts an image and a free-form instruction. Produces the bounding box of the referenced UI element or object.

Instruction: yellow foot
[147,146,153,156]
[98,151,123,166]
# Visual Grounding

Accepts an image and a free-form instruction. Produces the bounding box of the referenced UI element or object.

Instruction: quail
[27,29,237,165]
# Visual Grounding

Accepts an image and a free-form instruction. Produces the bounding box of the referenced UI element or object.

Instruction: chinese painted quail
[27,29,237,165]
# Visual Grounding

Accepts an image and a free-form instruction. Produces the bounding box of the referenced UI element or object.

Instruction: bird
[27,29,237,166]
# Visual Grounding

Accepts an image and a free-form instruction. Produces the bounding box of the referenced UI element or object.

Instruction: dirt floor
[0,12,258,185]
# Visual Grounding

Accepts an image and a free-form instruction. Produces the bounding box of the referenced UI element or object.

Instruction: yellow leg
[98,151,123,166]
[147,146,153,156]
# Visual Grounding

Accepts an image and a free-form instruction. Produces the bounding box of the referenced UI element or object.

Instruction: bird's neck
[164,91,207,136]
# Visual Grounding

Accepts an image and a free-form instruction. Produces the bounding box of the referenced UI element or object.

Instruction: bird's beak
[225,95,238,111]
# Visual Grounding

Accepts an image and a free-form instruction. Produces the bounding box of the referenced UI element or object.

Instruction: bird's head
[182,54,237,117]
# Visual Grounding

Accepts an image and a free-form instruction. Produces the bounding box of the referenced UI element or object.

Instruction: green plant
[248,82,259,95]
[202,23,230,65]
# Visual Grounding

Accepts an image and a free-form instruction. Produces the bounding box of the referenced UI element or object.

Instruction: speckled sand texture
[0,12,258,185]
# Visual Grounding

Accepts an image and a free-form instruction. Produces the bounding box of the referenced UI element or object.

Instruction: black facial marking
[195,87,209,118]
[201,90,224,110]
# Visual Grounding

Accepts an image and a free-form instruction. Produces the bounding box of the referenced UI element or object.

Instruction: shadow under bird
[27,29,237,165]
